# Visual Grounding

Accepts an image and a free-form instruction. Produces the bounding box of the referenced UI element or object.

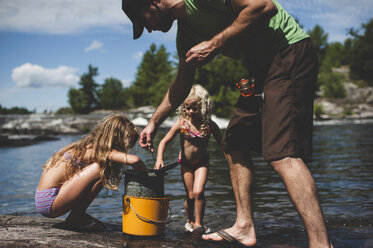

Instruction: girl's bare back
[37,149,94,190]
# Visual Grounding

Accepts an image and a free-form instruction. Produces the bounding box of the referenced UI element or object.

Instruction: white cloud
[0,0,371,43]
[0,0,128,34]
[132,51,144,61]
[85,40,103,52]
[12,63,80,88]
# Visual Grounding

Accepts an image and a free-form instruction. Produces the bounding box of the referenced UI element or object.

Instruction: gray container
[124,170,164,198]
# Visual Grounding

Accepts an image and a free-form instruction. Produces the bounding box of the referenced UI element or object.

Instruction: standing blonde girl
[35,114,149,231]
[155,84,222,233]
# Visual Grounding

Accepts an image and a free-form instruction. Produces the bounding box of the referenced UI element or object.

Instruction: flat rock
[0,215,207,248]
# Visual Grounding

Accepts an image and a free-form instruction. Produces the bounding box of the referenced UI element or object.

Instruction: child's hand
[154,160,164,170]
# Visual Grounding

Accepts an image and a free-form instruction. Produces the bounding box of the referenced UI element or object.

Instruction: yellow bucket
[122,195,169,236]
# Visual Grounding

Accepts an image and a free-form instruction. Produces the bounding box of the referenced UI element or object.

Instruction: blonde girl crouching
[35,114,149,231]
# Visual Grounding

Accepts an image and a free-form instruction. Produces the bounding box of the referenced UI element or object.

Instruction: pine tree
[349,19,373,84]
[308,25,328,65]
[68,65,100,114]
[98,77,127,109]
[127,44,173,106]
[195,54,245,117]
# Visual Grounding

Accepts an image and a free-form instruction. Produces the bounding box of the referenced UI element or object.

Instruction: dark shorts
[221,38,319,162]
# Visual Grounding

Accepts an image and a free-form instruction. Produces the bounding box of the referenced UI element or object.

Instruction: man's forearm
[148,89,174,129]
[149,79,192,128]
[148,59,195,129]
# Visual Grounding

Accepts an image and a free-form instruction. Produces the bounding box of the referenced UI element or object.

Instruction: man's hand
[185,40,217,67]
[139,123,156,152]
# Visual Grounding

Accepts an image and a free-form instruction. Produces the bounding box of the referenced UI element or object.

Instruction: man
[122,0,332,247]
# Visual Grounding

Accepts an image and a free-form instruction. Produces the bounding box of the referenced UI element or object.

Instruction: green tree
[148,71,176,106]
[349,19,373,84]
[342,38,355,65]
[213,85,240,117]
[55,107,74,115]
[196,54,247,95]
[320,72,346,99]
[68,65,100,114]
[98,77,127,109]
[0,104,32,114]
[195,54,246,117]
[308,25,328,64]
[68,88,87,114]
[322,42,345,70]
[128,44,173,106]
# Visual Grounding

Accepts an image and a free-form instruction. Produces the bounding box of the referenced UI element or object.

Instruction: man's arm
[139,58,195,151]
[186,0,277,67]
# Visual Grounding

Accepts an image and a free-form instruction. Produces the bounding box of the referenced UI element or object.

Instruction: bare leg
[202,150,257,247]
[193,166,208,227]
[181,165,195,225]
[64,179,103,227]
[271,157,332,248]
[49,163,103,227]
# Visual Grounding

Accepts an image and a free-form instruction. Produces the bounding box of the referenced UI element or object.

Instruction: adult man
[122,0,332,247]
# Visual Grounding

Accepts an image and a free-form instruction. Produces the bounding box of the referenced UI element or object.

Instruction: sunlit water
[0,122,372,247]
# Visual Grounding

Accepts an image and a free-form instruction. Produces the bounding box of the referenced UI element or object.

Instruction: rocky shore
[0,214,200,248]
[0,106,231,147]
[1,88,373,147]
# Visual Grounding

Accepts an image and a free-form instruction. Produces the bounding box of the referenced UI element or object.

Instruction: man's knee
[270,157,304,171]
[224,150,254,170]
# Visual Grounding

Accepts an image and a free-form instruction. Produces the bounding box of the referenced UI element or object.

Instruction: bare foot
[201,226,257,247]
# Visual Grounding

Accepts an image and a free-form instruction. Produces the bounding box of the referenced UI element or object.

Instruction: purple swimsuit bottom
[35,188,60,217]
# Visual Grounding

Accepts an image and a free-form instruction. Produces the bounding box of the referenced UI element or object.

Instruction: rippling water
[1,122,372,247]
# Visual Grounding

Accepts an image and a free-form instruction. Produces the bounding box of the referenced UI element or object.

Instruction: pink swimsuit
[180,119,210,139]
[179,119,211,169]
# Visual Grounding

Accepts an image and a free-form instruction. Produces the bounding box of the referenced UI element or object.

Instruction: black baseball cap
[122,0,146,39]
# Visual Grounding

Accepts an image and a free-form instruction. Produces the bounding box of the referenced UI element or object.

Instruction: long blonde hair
[177,84,211,133]
[43,114,138,190]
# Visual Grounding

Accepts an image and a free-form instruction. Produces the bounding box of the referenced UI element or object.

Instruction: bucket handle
[123,196,172,224]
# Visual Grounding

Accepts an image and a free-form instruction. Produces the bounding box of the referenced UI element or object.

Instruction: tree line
[64,19,372,117]
[2,19,372,116]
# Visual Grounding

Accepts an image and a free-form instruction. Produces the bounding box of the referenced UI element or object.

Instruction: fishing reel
[235,77,264,101]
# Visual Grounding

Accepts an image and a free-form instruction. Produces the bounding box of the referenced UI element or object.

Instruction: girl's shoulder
[177,117,187,127]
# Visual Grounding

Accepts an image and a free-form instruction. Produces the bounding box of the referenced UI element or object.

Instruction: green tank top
[177,0,309,67]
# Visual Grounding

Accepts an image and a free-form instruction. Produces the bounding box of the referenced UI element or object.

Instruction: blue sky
[0,0,372,112]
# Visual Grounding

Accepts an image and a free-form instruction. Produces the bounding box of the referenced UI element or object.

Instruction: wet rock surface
[0,214,196,248]
[1,214,373,247]
[0,214,312,248]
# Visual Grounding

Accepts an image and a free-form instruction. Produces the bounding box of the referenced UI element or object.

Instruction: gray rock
[344,82,373,103]
[0,214,127,247]
[0,214,201,248]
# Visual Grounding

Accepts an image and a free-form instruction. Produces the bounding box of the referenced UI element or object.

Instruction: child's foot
[64,213,105,232]
[185,222,195,232]
[193,225,211,234]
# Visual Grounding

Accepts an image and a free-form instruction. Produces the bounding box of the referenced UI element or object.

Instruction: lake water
[0,121,372,247]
